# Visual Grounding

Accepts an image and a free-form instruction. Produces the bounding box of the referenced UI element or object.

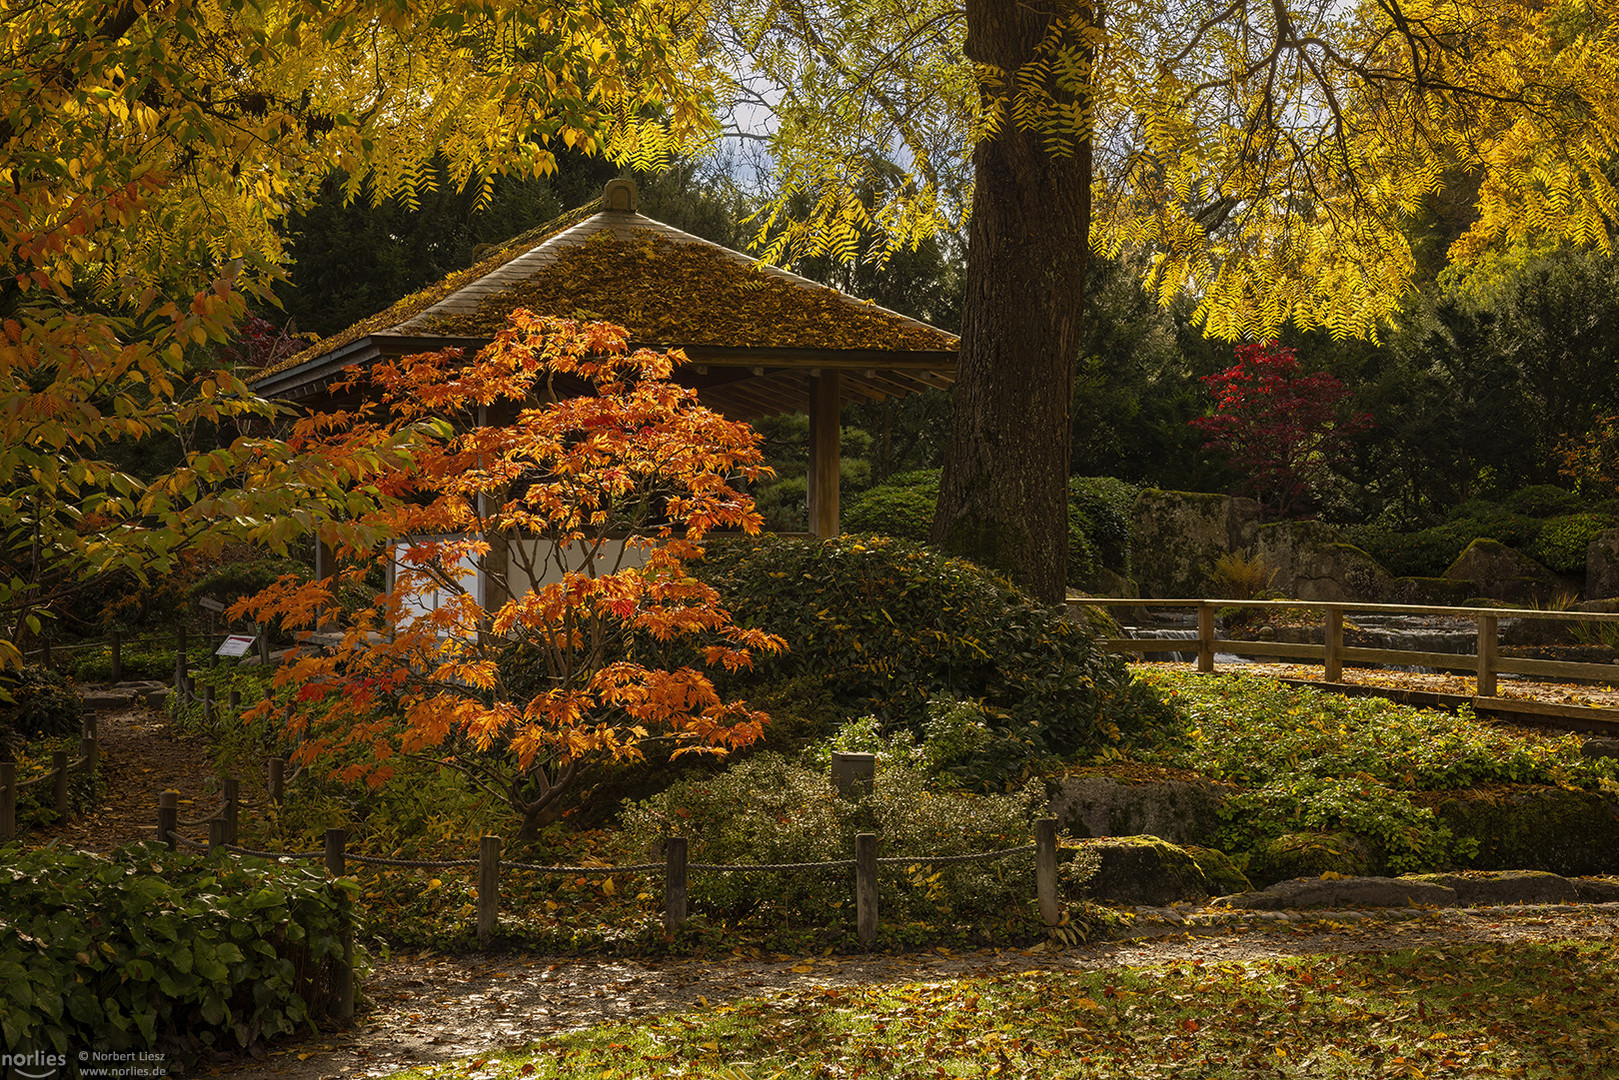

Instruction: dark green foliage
[0,843,362,1062]
[1505,485,1584,518]
[71,642,176,683]
[1346,501,1546,578]
[0,665,84,738]
[690,535,1173,769]
[1069,476,1138,573]
[841,469,939,542]
[1530,513,1619,573]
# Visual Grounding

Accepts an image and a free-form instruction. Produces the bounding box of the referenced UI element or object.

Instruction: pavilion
[254,179,960,539]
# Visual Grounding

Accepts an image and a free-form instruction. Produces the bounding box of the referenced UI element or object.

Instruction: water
[1119,610,1491,671]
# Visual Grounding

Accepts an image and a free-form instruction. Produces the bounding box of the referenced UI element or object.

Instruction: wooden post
[83,710,97,741]
[477,835,501,942]
[1196,603,1215,673]
[109,630,122,683]
[174,626,188,711]
[223,776,239,844]
[1,762,14,840]
[268,757,285,806]
[82,735,97,776]
[228,689,240,718]
[202,685,214,725]
[665,836,688,932]
[1036,818,1059,926]
[208,818,226,855]
[324,828,354,1021]
[51,750,68,815]
[39,636,50,670]
[1477,614,1499,698]
[258,624,271,666]
[807,372,841,538]
[1324,606,1344,683]
[856,832,878,948]
[157,790,179,850]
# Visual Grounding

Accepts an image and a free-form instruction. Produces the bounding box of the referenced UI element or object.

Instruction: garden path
[210,906,1619,1080]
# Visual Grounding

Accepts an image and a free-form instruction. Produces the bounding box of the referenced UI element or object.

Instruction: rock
[1219,876,1457,910]
[1588,528,1619,601]
[1423,784,1619,876]
[1386,576,1479,606]
[1407,871,1579,905]
[1443,539,1560,605]
[1581,737,1619,761]
[1065,836,1211,906]
[1254,520,1392,602]
[1247,832,1372,887]
[1080,567,1139,599]
[1185,845,1252,895]
[1049,774,1229,846]
[1573,877,1619,902]
[1131,490,1261,598]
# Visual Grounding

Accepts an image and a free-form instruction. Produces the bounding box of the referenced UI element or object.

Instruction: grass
[384,940,1619,1079]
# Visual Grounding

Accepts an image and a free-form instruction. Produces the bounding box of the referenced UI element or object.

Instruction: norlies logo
[1,1051,67,1079]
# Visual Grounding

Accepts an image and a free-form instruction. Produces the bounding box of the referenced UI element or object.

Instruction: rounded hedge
[690,535,1172,761]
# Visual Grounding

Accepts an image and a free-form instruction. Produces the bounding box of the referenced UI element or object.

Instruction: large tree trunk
[933,0,1093,604]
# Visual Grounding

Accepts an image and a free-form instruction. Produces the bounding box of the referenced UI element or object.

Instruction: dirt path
[212,906,1619,1080]
[36,706,222,852]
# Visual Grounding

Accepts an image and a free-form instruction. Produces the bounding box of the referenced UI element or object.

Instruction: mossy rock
[1422,785,1619,876]
[1442,539,1559,605]
[1247,831,1372,887]
[1386,576,1479,606]
[1131,490,1260,598]
[1254,520,1392,602]
[1063,835,1210,905]
[1185,845,1253,896]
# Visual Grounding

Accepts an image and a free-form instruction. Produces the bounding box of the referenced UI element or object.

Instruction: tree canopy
[0,0,718,656]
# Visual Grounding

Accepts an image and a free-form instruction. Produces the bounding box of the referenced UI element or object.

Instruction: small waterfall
[1119,627,1249,665]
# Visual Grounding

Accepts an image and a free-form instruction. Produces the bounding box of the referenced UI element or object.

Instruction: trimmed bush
[691,535,1173,771]
[1504,484,1583,518]
[842,469,939,542]
[0,843,362,1062]
[1530,513,1619,573]
[1069,476,1137,574]
[0,665,85,738]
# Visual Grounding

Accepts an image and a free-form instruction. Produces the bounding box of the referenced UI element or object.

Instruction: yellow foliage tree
[718,0,1619,599]
[0,0,718,659]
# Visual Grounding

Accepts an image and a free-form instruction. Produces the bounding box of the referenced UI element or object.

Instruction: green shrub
[5,734,102,831]
[1069,476,1137,574]
[691,535,1173,773]
[620,753,1045,927]
[1504,484,1583,518]
[0,665,85,737]
[72,641,177,683]
[1530,513,1619,572]
[1347,506,1545,578]
[842,470,939,542]
[0,842,363,1062]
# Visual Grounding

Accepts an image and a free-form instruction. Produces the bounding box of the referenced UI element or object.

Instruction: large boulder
[1254,520,1392,602]
[1132,490,1261,598]
[1589,528,1619,600]
[1408,870,1579,905]
[1247,831,1373,887]
[1421,785,1619,876]
[1218,876,1457,910]
[1063,836,1211,905]
[1443,539,1560,605]
[1049,772,1229,846]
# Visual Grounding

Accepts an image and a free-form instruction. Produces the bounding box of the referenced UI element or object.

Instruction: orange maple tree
[235,314,784,839]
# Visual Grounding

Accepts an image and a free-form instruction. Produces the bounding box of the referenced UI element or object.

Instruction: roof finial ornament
[603,178,638,213]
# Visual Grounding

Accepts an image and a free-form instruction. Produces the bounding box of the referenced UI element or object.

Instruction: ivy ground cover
[384,940,1619,1078]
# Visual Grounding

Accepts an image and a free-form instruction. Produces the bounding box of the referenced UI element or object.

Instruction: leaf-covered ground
[211,909,1619,1080]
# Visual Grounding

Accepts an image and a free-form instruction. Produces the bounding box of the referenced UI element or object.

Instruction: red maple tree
[1191,342,1371,517]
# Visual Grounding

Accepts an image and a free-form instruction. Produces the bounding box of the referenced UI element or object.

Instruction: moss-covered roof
[263,196,957,385]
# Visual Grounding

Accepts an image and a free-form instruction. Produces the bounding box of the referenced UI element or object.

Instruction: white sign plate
[216,635,256,657]
[198,597,227,613]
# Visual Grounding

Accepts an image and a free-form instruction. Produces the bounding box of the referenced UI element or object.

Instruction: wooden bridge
[1069,597,1619,734]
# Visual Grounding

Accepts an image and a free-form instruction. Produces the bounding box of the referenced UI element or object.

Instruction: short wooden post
[51,750,68,815]
[1196,603,1215,673]
[268,757,285,806]
[1,762,15,840]
[83,710,97,741]
[324,828,354,1021]
[1477,614,1499,698]
[1324,606,1344,683]
[202,685,215,725]
[208,818,227,855]
[856,833,878,948]
[222,776,239,843]
[157,790,179,850]
[82,735,97,776]
[258,625,271,666]
[665,836,688,932]
[109,630,122,683]
[477,835,501,942]
[39,636,50,670]
[228,689,241,717]
[1036,818,1060,926]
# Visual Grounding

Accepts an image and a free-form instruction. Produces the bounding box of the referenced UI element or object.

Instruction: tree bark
[933,0,1093,604]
